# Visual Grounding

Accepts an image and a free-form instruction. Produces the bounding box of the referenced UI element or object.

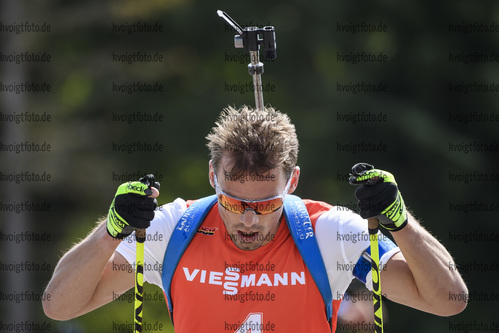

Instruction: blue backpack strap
[283,194,333,324]
[161,194,218,323]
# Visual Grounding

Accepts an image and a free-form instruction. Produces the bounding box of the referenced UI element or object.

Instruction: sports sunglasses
[213,173,292,215]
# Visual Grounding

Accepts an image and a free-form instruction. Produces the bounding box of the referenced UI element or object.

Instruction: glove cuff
[377,191,407,230]
[107,201,133,239]
[106,222,134,239]
[377,215,408,231]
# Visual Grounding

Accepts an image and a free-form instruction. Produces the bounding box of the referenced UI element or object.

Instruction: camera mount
[217,10,277,110]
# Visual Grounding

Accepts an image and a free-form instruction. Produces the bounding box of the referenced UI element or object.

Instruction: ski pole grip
[368,218,379,231]
[136,228,146,243]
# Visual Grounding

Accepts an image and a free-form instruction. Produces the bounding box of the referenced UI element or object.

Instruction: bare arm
[381,212,468,316]
[42,219,134,320]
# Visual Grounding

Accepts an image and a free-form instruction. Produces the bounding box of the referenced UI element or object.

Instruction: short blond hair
[206,105,299,179]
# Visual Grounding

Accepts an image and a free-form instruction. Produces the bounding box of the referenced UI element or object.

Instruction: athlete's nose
[240,208,259,227]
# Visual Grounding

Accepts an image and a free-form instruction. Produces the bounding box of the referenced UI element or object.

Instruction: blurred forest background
[1,0,498,332]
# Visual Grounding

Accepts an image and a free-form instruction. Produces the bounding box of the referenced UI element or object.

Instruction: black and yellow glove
[107,174,160,239]
[349,163,408,231]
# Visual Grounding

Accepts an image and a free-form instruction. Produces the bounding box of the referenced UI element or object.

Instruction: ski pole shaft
[368,218,384,333]
[134,228,146,333]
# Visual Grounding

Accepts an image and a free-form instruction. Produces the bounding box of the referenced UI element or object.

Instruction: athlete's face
[209,155,299,251]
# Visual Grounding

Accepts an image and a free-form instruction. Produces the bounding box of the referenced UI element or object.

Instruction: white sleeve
[315,206,400,299]
[115,198,187,290]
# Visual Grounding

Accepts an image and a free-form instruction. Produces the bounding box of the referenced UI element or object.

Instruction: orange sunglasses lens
[217,194,282,215]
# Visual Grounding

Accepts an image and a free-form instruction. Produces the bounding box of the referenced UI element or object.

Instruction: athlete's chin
[233,240,264,251]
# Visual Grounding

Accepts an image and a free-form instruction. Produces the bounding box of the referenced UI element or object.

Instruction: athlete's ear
[288,166,300,194]
[209,160,215,189]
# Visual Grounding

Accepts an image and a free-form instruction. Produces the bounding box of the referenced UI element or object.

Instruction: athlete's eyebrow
[216,172,292,203]
[215,172,281,201]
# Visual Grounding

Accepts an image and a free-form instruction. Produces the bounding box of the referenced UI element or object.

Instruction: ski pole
[134,228,146,333]
[368,217,384,333]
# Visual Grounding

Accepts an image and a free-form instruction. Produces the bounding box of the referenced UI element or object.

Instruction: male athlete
[43,106,467,332]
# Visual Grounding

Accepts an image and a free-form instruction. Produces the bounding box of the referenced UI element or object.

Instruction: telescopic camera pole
[217,10,277,110]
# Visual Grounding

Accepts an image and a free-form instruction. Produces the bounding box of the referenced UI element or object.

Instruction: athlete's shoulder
[299,197,365,235]
[150,198,190,234]
[301,198,358,220]
[301,197,358,217]
[156,198,188,220]
[184,195,218,209]
[300,199,333,222]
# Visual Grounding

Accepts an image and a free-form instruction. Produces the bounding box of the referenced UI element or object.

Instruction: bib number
[233,312,263,333]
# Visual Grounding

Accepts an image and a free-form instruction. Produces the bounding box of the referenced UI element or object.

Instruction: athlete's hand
[107,174,160,239]
[348,163,408,231]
